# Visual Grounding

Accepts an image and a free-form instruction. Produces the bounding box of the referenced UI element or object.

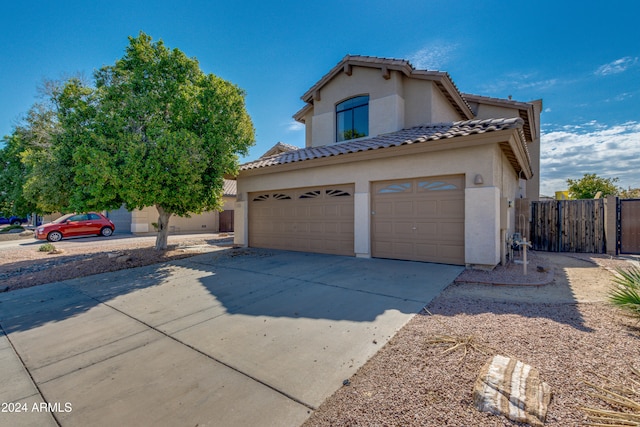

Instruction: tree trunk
[155,205,172,250]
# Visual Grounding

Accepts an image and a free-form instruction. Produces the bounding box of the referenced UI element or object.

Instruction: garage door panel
[341,205,354,217]
[372,175,464,265]
[415,222,438,239]
[440,199,464,217]
[374,201,393,216]
[306,222,321,233]
[438,244,465,263]
[373,221,393,235]
[416,200,438,217]
[323,223,339,234]
[439,222,464,240]
[394,222,417,235]
[415,243,438,258]
[339,222,353,234]
[249,185,354,256]
[393,201,414,216]
[391,242,414,258]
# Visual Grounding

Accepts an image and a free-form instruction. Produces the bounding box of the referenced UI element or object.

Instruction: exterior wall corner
[234,200,248,247]
[465,186,501,266]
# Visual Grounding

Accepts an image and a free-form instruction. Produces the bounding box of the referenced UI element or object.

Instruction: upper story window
[336,95,369,142]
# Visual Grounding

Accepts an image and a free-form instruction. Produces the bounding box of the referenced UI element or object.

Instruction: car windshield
[52,214,75,224]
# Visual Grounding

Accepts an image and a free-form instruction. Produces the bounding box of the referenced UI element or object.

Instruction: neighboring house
[107,179,237,234]
[259,141,299,158]
[235,55,541,268]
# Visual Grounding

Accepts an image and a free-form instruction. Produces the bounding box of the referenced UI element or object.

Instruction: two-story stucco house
[234,55,541,268]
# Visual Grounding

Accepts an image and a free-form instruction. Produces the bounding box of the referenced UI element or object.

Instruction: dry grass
[423,309,498,363]
[582,366,640,426]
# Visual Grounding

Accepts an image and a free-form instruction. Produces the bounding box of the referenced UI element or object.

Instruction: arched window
[336,95,369,142]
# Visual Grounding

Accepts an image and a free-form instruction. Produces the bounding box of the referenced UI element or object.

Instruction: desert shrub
[38,243,57,253]
[0,224,24,233]
[609,267,640,318]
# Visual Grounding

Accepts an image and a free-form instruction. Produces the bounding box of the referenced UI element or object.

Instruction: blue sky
[1,0,639,196]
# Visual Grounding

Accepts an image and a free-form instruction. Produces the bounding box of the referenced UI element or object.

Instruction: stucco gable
[293,55,474,122]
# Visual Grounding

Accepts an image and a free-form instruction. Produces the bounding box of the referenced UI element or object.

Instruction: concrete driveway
[0,248,462,427]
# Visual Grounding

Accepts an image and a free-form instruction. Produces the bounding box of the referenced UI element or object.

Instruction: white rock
[473,355,551,426]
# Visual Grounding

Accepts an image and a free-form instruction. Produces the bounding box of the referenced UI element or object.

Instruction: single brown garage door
[371,175,464,265]
[249,184,354,256]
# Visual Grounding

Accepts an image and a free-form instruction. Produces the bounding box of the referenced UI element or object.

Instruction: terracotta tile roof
[222,179,237,196]
[240,117,526,171]
[462,93,533,109]
[260,141,300,158]
[463,93,540,143]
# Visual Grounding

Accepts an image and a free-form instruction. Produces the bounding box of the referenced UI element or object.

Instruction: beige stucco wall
[237,140,516,267]
[403,80,460,127]
[403,79,431,128]
[309,68,404,146]
[130,196,235,234]
[430,85,461,124]
[305,68,463,147]
[470,99,542,200]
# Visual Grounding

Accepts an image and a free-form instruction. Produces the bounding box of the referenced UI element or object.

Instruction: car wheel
[47,231,63,242]
[11,220,21,226]
[100,227,114,237]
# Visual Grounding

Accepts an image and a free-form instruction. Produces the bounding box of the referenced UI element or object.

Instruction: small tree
[619,187,640,199]
[566,173,620,199]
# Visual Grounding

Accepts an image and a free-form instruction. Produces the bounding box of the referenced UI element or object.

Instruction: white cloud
[595,57,638,76]
[408,42,458,70]
[286,120,304,132]
[539,121,640,196]
[481,72,560,96]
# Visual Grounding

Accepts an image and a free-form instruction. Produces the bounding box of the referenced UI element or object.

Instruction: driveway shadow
[176,248,463,321]
[0,263,177,334]
[0,248,462,334]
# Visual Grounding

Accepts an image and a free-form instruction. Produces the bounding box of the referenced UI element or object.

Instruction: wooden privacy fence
[530,199,605,253]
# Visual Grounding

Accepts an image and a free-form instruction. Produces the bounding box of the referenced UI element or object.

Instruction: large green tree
[567,173,620,199]
[1,100,60,216]
[73,32,254,249]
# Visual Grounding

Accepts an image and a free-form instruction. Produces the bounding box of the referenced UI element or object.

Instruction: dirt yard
[0,233,234,292]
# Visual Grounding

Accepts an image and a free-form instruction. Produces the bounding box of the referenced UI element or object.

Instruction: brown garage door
[371,175,465,265]
[249,184,354,256]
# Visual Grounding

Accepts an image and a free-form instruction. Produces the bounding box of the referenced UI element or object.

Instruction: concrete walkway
[0,249,462,427]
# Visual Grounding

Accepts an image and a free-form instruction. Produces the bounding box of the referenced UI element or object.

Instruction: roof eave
[293,103,312,123]
[501,128,533,179]
[463,93,541,142]
[301,55,414,103]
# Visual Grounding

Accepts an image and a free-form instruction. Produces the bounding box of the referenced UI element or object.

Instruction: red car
[35,213,115,242]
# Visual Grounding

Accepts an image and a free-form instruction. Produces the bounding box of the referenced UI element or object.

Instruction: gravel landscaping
[304,252,640,427]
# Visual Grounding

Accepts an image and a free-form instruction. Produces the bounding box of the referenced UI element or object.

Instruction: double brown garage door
[249,184,355,256]
[248,175,464,265]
